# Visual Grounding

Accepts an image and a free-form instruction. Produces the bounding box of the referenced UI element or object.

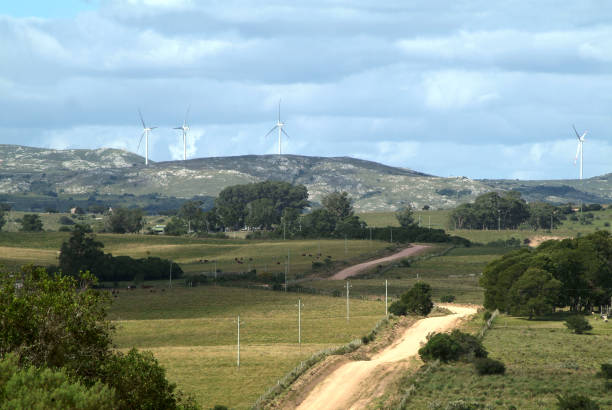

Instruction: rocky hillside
[0,145,610,211]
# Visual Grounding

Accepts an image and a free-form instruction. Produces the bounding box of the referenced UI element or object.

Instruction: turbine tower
[173,106,190,161]
[137,109,156,166]
[572,124,587,180]
[264,99,290,155]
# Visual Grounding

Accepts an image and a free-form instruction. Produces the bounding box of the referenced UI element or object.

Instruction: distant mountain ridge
[0,145,610,211]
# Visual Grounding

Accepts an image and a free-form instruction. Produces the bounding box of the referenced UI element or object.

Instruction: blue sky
[1,0,611,179]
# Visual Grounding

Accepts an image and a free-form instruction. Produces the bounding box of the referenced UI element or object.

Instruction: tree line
[480,231,612,317]
[449,191,575,230]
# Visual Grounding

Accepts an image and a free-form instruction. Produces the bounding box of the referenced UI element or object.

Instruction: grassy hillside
[109,286,384,409]
[393,312,612,409]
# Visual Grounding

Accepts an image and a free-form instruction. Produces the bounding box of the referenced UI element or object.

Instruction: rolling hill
[0,145,610,212]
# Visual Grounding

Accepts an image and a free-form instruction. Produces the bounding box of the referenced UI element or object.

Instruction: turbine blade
[150,126,157,130]
[139,109,146,129]
[572,124,581,140]
[264,126,278,137]
[173,127,183,130]
[574,142,581,164]
[281,128,290,139]
[137,131,145,153]
[581,131,587,140]
[184,105,191,127]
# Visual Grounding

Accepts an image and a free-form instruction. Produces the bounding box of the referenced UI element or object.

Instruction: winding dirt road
[329,244,430,280]
[295,304,477,410]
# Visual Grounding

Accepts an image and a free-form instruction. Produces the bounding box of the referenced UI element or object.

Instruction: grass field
[396,312,612,409]
[301,245,511,305]
[109,286,385,408]
[0,231,392,278]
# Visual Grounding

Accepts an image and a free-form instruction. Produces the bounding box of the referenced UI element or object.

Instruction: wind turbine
[137,109,156,166]
[264,99,290,155]
[572,124,587,180]
[173,106,190,161]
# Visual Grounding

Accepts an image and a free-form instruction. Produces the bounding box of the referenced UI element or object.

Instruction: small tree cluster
[419,330,488,363]
[389,282,434,316]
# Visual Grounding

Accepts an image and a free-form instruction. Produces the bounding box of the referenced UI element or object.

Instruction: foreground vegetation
[394,312,612,409]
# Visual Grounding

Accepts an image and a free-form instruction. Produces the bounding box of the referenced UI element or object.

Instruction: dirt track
[329,244,430,280]
[295,304,477,410]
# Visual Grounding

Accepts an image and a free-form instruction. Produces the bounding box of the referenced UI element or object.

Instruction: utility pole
[390,227,393,243]
[284,258,288,292]
[296,299,304,348]
[214,260,217,281]
[369,227,372,246]
[385,279,388,318]
[428,215,431,229]
[235,315,245,368]
[169,262,173,288]
[346,281,352,322]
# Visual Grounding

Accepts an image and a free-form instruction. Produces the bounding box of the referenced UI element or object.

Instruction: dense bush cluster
[389,282,434,316]
[419,330,488,363]
[564,315,593,334]
[0,267,198,409]
[473,357,506,375]
[58,226,182,282]
[480,231,612,315]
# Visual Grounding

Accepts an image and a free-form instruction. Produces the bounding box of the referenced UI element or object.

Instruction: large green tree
[322,191,354,220]
[106,207,144,233]
[449,191,530,230]
[19,214,43,232]
[395,206,415,227]
[508,267,562,319]
[59,225,105,276]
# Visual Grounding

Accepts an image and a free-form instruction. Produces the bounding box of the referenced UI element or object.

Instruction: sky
[1,0,611,180]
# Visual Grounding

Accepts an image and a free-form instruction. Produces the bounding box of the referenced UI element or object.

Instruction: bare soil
[329,244,430,280]
[277,304,477,410]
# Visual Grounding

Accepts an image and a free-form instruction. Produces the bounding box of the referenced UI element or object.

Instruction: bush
[564,315,593,334]
[600,363,612,379]
[483,311,492,321]
[100,348,180,410]
[402,282,434,316]
[388,300,407,316]
[59,215,75,225]
[0,355,116,409]
[556,393,600,409]
[473,357,505,375]
[440,294,456,303]
[419,330,487,363]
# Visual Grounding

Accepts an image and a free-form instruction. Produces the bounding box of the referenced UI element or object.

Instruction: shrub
[473,357,505,375]
[0,355,116,409]
[58,226,72,232]
[100,348,180,410]
[600,363,612,379]
[605,222,610,227]
[440,294,456,303]
[388,300,407,316]
[402,282,434,316]
[419,330,487,363]
[556,393,600,409]
[59,216,75,225]
[399,259,411,267]
[483,311,492,321]
[564,315,593,334]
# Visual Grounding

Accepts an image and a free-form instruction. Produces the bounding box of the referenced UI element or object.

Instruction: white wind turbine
[264,99,290,155]
[173,106,190,161]
[572,124,587,180]
[137,109,156,166]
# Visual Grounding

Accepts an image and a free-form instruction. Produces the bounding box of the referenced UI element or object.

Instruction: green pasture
[110,286,385,409]
[399,313,612,409]
[302,245,510,305]
[0,231,392,278]
[357,210,451,230]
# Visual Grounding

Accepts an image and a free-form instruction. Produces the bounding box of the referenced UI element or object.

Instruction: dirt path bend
[295,304,477,410]
[329,244,430,280]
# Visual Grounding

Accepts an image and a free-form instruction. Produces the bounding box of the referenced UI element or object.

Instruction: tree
[395,207,415,227]
[564,315,593,334]
[0,354,116,409]
[178,200,204,233]
[403,282,434,315]
[0,267,198,409]
[59,225,105,276]
[449,191,530,230]
[106,207,144,233]
[245,198,276,229]
[508,268,562,319]
[19,214,43,232]
[528,202,561,230]
[165,216,188,236]
[322,191,354,221]
[0,208,5,232]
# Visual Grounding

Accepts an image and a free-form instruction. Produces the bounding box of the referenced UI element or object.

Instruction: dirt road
[329,244,430,280]
[295,304,477,410]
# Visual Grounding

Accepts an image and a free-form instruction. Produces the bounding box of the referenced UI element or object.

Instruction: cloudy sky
[1,0,611,179]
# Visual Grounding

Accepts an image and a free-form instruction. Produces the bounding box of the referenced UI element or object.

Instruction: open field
[0,231,392,277]
[109,286,385,408]
[396,312,612,409]
[301,245,511,305]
